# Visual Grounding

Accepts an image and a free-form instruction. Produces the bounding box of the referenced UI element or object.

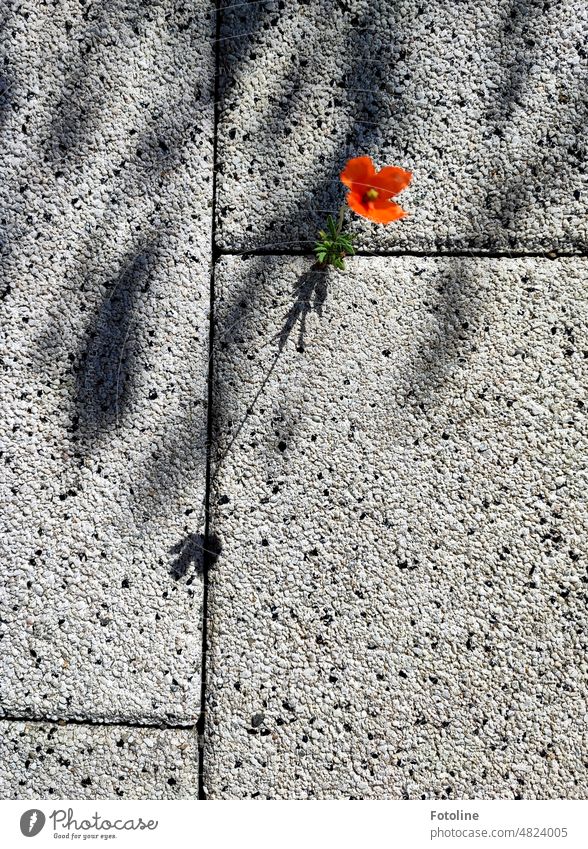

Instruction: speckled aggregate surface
[204,255,588,799]
[0,0,214,724]
[2,0,588,805]
[0,720,199,799]
[216,0,587,253]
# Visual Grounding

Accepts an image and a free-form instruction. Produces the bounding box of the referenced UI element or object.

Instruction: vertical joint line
[198,0,223,801]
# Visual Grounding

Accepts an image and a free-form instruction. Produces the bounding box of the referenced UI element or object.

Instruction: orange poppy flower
[340,156,412,224]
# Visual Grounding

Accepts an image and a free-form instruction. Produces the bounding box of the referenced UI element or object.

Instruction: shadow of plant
[169,532,221,580]
[209,262,328,463]
[276,266,329,353]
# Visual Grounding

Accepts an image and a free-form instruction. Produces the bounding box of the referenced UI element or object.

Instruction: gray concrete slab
[0,720,198,799]
[0,1,214,723]
[216,0,587,253]
[204,255,588,799]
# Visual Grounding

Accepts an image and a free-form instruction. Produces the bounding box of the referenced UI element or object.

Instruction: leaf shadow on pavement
[15,1,214,582]
[73,243,153,442]
[402,0,587,403]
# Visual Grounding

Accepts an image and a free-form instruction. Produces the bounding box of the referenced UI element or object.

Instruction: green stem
[335,203,346,237]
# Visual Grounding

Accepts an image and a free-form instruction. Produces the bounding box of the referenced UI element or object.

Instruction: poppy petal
[340,156,375,189]
[346,190,370,217]
[367,200,407,224]
[346,191,406,224]
[371,166,412,197]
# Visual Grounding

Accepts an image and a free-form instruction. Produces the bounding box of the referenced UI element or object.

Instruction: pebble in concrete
[0,0,214,723]
[204,255,588,798]
[0,721,198,799]
[216,0,588,252]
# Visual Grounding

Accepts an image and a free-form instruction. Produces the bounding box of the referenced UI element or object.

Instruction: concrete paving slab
[0,1,214,723]
[216,0,587,253]
[0,720,198,799]
[204,255,588,798]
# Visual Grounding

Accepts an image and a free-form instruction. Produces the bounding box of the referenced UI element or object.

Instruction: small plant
[314,208,356,271]
[314,156,412,271]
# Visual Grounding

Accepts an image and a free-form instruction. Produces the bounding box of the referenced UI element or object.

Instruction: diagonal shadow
[398,259,480,406]
[73,241,156,443]
[488,0,545,125]
[43,0,160,171]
